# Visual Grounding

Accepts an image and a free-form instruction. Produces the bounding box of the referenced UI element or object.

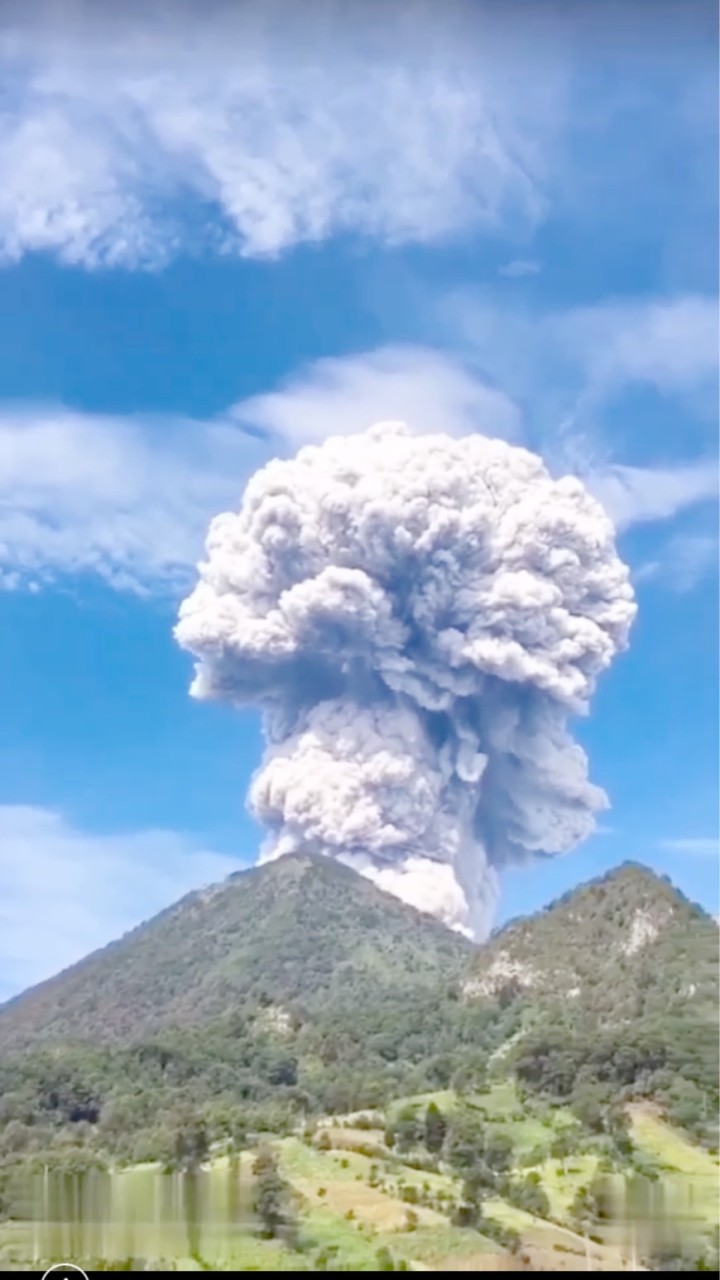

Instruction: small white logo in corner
[41,1265,89,1280]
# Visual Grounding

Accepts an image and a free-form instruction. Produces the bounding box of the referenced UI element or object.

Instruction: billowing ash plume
[176,422,636,939]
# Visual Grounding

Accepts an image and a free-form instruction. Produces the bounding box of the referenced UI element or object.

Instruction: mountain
[465,861,718,1028]
[0,852,472,1056]
[0,856,716,1164]
[464,863,719,1142]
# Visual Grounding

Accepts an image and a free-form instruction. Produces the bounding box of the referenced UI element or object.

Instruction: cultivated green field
[1,1085,716,1272]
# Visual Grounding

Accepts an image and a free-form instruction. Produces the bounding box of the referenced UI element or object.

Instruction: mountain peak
[465,860,717,1023]
[0,850,471,1057]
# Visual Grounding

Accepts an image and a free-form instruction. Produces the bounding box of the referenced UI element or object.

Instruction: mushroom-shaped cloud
[176,422,636,938]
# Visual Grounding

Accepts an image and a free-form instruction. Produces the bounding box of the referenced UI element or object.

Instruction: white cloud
[445,292,719,415]
[0,1,711,274]
[0,805,240,1002]
[551,295,719,400]
[233,345,522,447]
[0,0,566,267]
[0,352,521,594]
[585,459,719,531]
[658,837,719,858]
[0,404,269,594]
[232,337,718,538]
[1,333,716,596]
[439,289,719,532]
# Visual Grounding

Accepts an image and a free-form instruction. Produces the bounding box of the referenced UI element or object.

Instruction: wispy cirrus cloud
[658,836,719,858]
[0,403,268,594]
[0,349,519,594]
[557,296,718,394]
[240,290,719,537]
[235,320,718,589]
[232,335,719,540]
[586,459,718,532]
[232,345,522,448]
[437,289,718,533]
[0,321,716,596]
[0,0,571,268]
[0,1,711,276]
[0,804,240,1002]
[444,292,718,423]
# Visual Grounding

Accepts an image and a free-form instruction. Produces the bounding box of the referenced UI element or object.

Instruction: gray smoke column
[176,421,636,939]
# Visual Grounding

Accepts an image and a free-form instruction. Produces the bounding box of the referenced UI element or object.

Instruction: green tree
[569,1182,599,1237]
[0,1119,28,1154]
[228,1111,247,1152]
[571,1079,609,1134]
[605,1107,633,1158]
[508,1173,550,1218]
[395,1105,420,1153]
[506,1228,522,1254]
[174,1115,209,1172]
[452,1195,481,1228]
[423,1102,446,1154]
[484,1129,513,1172]
[451,1061,487,1095]
[550,1127,579,1161]
[445,1107,485,1173]
[252,1144,295,1241]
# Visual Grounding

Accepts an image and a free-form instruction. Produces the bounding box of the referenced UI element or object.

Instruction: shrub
[355,1113,376,1130]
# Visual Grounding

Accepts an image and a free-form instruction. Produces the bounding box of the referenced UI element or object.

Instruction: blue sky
[0,0,717,999]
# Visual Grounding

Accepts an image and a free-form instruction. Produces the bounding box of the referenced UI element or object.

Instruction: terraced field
[1,1086,716,1271]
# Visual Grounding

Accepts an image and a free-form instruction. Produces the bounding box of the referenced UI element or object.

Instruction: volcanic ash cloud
[175,421,636,939]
